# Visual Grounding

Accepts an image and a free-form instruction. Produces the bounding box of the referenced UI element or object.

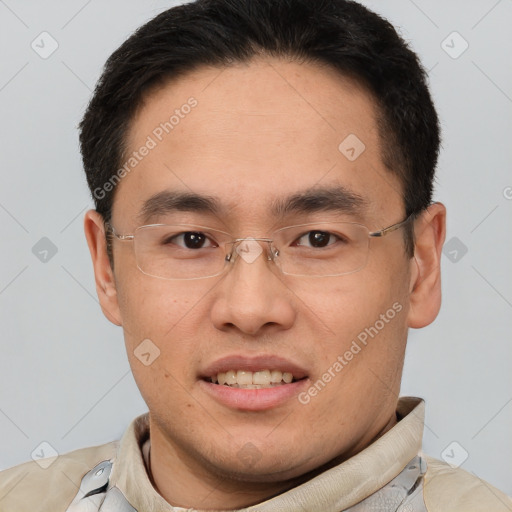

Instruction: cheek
[290,268,405,340]
[114,255,196,339]
[117,279,174,340]
[291,267,409,386]
[115,274,209,408]
[113,260,209,375]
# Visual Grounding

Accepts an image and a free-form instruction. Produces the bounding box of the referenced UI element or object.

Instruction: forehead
[113,57,403,227]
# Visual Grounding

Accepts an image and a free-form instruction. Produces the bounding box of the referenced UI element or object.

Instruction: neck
[147,412,398,510]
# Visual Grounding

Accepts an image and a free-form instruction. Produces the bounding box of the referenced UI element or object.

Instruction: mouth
[198,355,309,410]
[205,369,306,389]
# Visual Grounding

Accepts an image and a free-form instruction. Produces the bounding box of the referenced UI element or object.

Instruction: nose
[210,239,296,336]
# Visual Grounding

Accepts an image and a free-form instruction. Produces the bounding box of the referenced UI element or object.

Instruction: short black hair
[79,0,440,262]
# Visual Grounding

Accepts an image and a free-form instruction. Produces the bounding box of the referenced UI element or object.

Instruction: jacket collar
[110,397,425,511]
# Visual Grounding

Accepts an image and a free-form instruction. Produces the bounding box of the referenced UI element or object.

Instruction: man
[0,0,510,510]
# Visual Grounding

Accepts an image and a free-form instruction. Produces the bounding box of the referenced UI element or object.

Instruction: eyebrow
[137,191,223,224]
[137,185,368,225]
[270,185,368,219]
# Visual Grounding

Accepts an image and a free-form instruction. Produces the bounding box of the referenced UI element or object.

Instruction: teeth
[270,370,282,383]
[225,370,237,385]
[237,370,253,386]
[210,369,296,387]
[253,370,271,385]
[283,372,293,384]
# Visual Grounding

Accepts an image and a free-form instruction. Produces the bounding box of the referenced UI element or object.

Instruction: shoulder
[0,441,118,511]
[423,454,512,511]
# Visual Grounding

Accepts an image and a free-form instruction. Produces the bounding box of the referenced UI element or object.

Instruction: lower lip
[198,378,309,411]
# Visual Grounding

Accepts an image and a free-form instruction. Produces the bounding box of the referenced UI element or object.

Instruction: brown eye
[308,231,331,248]
[168,232,216,249]
[296,230,339,248]
[183,232,207,249]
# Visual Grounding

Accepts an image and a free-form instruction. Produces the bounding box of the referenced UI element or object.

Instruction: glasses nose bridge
[226,237,278,266]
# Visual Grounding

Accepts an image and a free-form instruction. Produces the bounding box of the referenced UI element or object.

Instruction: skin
[84,57,446,509]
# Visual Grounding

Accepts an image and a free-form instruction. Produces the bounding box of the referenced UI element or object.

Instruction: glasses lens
[134,225,229,280]
[273,222,370,277]
[130,222,370,279]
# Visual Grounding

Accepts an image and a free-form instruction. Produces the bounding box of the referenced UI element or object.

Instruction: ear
[83,210,122,326]
[407,202,447,328]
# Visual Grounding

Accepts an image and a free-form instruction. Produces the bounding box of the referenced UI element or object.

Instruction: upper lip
[200,354,309,380]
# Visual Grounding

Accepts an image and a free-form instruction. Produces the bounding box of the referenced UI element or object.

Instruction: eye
[167,231,217,249]
[294,230,342,248]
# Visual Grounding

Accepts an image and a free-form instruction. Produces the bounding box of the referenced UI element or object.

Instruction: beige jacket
[0,397,510,511]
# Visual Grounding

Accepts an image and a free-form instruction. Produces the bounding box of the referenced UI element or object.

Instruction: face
[87,57,437,491]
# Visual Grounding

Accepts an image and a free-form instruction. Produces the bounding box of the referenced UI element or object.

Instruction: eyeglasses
[105,214,413,280]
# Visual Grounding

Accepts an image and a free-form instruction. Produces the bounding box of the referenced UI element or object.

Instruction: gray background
[0,0,511,498]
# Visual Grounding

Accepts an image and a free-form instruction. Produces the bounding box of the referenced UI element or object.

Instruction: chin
[203,449,321,485]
